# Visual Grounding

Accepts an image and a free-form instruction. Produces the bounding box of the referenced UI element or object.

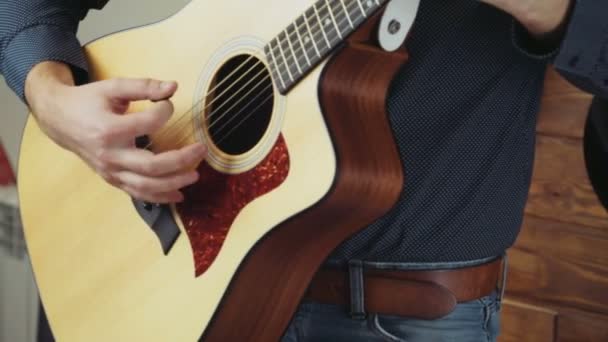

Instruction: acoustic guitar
[18,0,418,340]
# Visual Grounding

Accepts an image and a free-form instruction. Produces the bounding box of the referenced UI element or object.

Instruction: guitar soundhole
[206,54,274,155]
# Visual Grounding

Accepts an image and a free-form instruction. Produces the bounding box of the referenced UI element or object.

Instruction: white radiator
[0,185,38,342]
[0,186,24,259]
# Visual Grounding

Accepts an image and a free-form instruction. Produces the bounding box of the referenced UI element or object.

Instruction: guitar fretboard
[264,0,387,93]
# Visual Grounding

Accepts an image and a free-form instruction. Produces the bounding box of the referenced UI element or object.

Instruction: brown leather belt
[303,257,503,320]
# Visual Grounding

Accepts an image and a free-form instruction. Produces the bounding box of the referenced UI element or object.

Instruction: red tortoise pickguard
[176,135,290,277]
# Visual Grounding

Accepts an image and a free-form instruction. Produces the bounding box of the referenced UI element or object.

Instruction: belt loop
[497,254,509,302]
[348,259,366,319]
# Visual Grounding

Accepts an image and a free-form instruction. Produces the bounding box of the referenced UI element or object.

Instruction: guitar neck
[264,0,388,93]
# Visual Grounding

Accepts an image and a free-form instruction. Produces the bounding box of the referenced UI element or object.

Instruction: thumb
[102,78,178,102]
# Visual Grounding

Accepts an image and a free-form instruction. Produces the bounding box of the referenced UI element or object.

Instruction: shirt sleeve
[0,0,105,103]
[553,0,608,99]
[510,19,561,61]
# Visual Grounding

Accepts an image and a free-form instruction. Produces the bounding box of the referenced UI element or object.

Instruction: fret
[268,61,284,92]
[317,1,343,46]
[361,0,378,17]
[293,18,312,67]
[327,0,351,40]
[280,28,306,78]
[339,0,354,28]
[276,31,296,82]
[303,8,322,58]
[265,41,286,91]
[312,3,331,48]
[346,0,366,26]
[324,0,342,39]
[264,0,389,93]
[355,0,367,17]
[284,27,303,74]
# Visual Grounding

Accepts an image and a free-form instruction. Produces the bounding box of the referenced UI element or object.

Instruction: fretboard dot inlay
[264,0,387,93]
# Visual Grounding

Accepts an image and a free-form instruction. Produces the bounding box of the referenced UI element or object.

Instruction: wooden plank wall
[498,68,608,342]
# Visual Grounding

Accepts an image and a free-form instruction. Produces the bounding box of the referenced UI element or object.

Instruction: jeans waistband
[323,254,508,319]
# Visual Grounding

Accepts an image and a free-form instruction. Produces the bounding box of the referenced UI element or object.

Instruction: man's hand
[25,61,207,204]
[480,0,572,38]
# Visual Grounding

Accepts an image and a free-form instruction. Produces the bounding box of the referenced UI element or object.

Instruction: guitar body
[18,0,405,340]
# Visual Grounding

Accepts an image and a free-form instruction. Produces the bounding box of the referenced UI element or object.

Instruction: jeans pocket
[370,314,408,342]
[370,292,501,342]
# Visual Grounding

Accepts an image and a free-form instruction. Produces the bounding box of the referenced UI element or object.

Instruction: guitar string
[210,0,386,144]
[210,83,273,144]
[214,92,274,147]
[144,0,365,151]
[168,1,366,149]
[147,0,365,151]
[265,0,364,78]
[146,0,362,151]
[202,0,360,137]
[198,7,367,147]
[204,74,271,133]
[170,3,365,150]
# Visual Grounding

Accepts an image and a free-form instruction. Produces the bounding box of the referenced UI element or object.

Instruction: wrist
[514,0,576,54]
[25,61,75,119]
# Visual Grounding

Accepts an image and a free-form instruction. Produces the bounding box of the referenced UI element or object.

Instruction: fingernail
[160,81,174,90]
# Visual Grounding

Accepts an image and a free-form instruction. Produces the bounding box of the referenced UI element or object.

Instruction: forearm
[0,0,88,102]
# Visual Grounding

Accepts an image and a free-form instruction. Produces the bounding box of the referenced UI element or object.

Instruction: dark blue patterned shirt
[1,0,607,264]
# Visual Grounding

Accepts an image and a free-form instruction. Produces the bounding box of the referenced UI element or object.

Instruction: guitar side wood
[203,12,406,341]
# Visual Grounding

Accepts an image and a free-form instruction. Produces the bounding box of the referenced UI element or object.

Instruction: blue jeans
[282,256,505,342]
